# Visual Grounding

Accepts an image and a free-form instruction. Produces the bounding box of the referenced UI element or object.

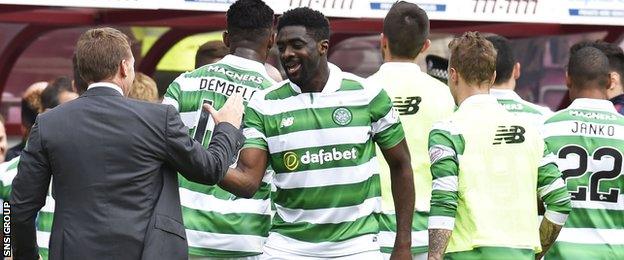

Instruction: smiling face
[277,25,325,87]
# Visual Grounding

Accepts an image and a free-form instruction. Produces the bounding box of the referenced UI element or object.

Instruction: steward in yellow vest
[426,32,571,260]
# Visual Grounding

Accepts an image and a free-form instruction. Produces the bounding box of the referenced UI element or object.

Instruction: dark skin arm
[218,147,268,198]
[380,140,415,260]
[428,229,452,260]
[536,218,563,259]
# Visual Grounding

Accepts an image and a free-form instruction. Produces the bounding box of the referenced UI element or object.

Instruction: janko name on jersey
[199,78,258,101]
[571,122,615,136]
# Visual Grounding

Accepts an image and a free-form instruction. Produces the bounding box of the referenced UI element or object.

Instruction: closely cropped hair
[449,32,497,85]
[72,54,88,94]
[383,1,429,59]
[227,0,274,41]
[568,46,610,89]
[486,35,515,85]
[277,7,330,41]
[128,72,159,103]
[195,40,228,68]
[570,40,624,78]
[41,76,74,111]
[75,27,132,84]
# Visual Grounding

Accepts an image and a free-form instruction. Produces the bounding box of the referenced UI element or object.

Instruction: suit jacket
[10,86,244,260]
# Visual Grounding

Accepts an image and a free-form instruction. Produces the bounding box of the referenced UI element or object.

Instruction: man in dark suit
[10,27,245,260]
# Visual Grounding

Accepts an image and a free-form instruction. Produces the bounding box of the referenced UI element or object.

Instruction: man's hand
[204,93,244,128]
[390,246,412,260]
[536,217,563,259]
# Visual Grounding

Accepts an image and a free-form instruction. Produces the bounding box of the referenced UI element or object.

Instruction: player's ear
[513,62,521,80]
[420,39,431,54]
[222,31,230,48]
[319,39,329,56]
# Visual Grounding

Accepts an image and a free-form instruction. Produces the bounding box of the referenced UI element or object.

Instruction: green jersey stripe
[181,207,270,235]
[546,241,624,259]
[266,126,371,154]
[273,174,380,210]
[269,143,375,174]
[271,214,378,243]
[545,108,624,125]
[179,175,271,201]
[567,207,624,229]
[179,188,271,215]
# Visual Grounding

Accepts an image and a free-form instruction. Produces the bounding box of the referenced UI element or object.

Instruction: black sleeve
[163,106,244,185]
[10,120,51,260]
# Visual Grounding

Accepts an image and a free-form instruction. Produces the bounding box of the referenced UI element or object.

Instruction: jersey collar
[459,94,498,108]
[378,62,422,73]
[489,89,521,100]
[289,62,342,94]
[219,54,275,84]
[569,98,618,113]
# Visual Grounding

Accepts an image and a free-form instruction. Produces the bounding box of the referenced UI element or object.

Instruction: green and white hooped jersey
[243,63,405,257]
[543,98,624,259]
[490,89,553,128]
[0,156,55,260]
[164,55,276,257]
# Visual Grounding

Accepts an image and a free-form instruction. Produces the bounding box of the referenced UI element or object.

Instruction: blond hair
[128,72,158,102]
[448,31,497,85]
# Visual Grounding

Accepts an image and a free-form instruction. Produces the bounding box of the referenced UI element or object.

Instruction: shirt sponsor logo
[569,110,618,121]
[282,148,358,171]
[333,107,352,126]
[493,125,526,145]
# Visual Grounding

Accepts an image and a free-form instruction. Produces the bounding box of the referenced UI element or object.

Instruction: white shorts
[381,252,427,260]
[189,255,261,260]
[261,246,383,260]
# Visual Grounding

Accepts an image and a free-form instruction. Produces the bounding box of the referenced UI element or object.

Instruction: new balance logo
[493,126,526,145]
[393,96,422,115]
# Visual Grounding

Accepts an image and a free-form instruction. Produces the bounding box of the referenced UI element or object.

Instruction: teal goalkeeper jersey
[543,98,624,259]
[0,156,54,260]
[163,55,276,257]
[243,63,405,257]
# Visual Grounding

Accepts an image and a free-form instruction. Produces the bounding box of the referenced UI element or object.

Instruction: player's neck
[384,56,415,63]
[231,47,265,64]
[571,87,609,100]
[301,62,329,93]
[456,84,490,106]
[491,79,515,90]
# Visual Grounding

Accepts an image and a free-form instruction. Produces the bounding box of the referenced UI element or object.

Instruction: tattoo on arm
[536,218,563,259]
[428,229,452,260]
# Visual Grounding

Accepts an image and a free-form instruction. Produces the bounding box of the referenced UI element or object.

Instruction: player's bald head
[567,46,610,91]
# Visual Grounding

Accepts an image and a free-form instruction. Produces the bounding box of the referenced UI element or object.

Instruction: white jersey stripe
[186,229,265,252]
[162,96,179,111]
[273,160,379,189]
[36,231,50,249]
[371,108,400,134]
[378,230,427,248]
[266,126,371,154]
[274,197,381,225]
[179,110,199,128]
[264,232,379,258]
[432,176,458,192]
[538,178,566,198]
[180,188,272,215]
[571,197,624,210]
